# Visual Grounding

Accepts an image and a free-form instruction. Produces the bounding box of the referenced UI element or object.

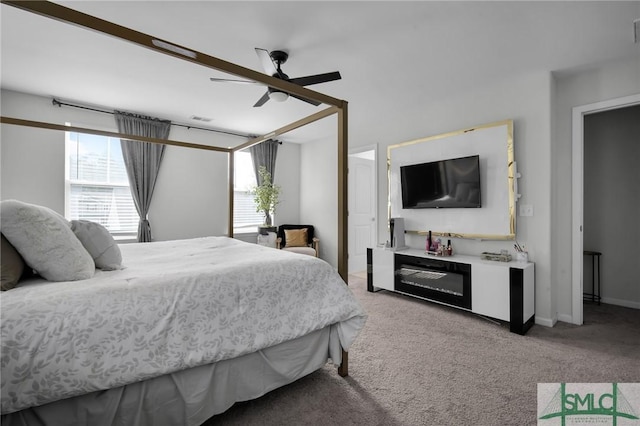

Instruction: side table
[257,231,277,248]
[583,250,602,305]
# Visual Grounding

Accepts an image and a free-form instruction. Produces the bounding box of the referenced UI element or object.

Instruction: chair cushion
[283,246,316,257]
[277,224,314,246]
[284,228,308,247]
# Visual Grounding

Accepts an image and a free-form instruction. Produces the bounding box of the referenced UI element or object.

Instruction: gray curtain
[249,139,279,185]
[115,111,171,242]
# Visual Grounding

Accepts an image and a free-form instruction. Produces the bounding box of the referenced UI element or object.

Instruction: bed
[1,235,366,425]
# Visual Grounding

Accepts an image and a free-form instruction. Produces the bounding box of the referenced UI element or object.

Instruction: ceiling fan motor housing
[270,50,289,65]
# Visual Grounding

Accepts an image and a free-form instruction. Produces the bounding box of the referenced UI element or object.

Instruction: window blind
[233,151,266,232]
[66,132,138,235]
[234,190,266,232]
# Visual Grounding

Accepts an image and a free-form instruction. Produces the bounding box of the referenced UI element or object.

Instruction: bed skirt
[2,325,340,426]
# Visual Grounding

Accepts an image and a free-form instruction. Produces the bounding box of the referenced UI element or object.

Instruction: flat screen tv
[400,155,481,209]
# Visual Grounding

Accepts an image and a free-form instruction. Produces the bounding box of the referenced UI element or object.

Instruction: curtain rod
[51,98,250,139]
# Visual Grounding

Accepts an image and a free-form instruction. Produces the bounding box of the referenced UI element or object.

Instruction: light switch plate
[519,204,534,217]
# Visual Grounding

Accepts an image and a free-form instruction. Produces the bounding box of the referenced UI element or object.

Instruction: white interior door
[348,151,377,273]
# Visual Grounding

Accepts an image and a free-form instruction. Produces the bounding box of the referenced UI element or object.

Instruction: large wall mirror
[388,119,516,240]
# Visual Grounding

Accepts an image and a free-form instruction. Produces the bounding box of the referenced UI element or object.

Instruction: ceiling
[1,1,639,147]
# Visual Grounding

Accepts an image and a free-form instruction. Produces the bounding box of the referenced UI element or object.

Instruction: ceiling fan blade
[209,77,261,85]
[255,48,282,77]
[289,71,341,87]
[253,91,271,107]
[289,93,322,106]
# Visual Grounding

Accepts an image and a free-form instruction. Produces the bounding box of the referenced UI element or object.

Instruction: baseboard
[555,300,639,326]
[534,316,556,327]
[556,313,574,324]
[600,297,640,310]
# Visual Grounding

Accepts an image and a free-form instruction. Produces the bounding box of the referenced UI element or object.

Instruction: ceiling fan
[210,48,341,107]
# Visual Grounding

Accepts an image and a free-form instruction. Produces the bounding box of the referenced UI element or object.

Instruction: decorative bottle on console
[426,230,432,253]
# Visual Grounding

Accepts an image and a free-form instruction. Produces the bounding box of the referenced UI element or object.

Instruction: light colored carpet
[205,273,640,425]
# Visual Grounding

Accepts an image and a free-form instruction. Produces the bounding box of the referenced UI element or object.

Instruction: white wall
[273,142,301,226]
[553,56,640,320]
[1,120,65,212]
[148,144,228,240]
[583,106,639,308]
[299,117,338,268]
[0,89,301,241]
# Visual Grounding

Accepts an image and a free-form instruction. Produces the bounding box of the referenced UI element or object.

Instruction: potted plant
[251,166,280,233]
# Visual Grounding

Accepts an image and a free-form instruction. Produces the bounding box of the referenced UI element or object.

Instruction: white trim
[535,316,557,328]
[600,297,640,310]
[348,144,378,157]
[571,93,640,326]
[556,313,573,324]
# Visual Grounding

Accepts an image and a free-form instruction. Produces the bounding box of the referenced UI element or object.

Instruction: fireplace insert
[394,254,471,310]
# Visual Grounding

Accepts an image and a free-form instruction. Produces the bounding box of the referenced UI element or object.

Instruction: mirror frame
[387,119,516,240]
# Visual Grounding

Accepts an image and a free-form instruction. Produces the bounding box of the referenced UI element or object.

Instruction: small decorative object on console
[426,237,453,257]
[480,251,512,262]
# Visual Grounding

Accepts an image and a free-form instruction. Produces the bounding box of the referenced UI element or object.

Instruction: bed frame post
[337,102,348,282]
[337,102,349,378]
[228,151,235,238]
[338,350,349,377]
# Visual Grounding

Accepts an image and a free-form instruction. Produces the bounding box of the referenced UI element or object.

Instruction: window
[65,131,138,236]
[233,151,265,233]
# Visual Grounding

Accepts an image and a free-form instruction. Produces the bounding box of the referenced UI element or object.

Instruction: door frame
[571,93,640,325]
[348,144,378,273]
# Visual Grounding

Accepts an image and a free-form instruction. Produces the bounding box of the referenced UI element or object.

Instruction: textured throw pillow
[284,228,308,248]
[1,233,25,291]
[0,200,95,282]
[71,220,122,270]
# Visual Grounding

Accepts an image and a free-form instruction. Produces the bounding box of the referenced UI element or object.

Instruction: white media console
[367,247,535,335]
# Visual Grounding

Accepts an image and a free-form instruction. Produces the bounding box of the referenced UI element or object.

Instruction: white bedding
[1,237,366,414]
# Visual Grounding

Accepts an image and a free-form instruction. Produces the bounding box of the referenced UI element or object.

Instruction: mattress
[1,237,366,415]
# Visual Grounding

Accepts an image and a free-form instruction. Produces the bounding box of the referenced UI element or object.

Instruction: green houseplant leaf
[250,166,280,226]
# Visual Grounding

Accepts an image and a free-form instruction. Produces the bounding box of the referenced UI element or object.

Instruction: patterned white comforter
[1,237,366,414]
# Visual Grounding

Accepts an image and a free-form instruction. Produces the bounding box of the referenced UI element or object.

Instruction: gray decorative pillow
[0,200,95,282]
[71,220,123,270]
[1,233,25,291]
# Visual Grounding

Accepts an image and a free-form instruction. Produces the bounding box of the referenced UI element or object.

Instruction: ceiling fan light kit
[268,90,289,102]
[210,47,341,107]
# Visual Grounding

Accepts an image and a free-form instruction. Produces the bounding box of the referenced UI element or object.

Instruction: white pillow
[71,220,123,270]
[0,200,95,281]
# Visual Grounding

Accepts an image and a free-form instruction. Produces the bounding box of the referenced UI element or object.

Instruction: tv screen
[400,155,481,209]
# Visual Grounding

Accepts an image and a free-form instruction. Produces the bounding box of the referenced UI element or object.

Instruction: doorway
[348,146,377,274]
[571,94,640,325]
